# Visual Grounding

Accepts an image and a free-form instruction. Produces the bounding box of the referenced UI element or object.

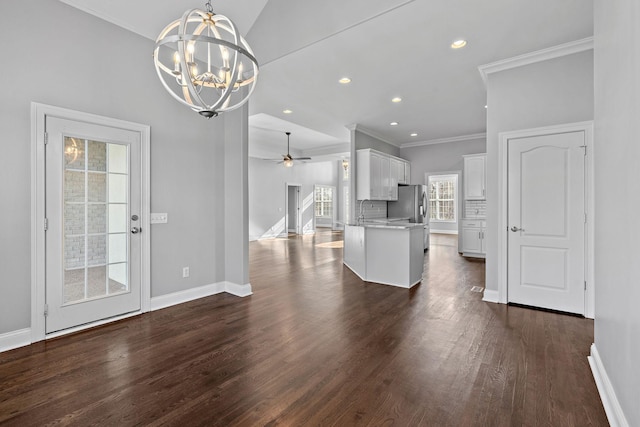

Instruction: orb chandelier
[153,1,259,118]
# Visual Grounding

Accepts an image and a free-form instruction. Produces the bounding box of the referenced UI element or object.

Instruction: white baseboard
[150,282,225,311]
[150,281,253,312]
[0,328,31,353]
[482,289,499,303]
[223,281,253,297]
[588,344,630,427]
[429,229,458,235]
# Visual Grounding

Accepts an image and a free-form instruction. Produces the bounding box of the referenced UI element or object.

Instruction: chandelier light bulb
[153,0,259,118]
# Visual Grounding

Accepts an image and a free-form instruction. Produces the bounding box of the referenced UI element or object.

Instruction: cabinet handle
[478,231,481,239]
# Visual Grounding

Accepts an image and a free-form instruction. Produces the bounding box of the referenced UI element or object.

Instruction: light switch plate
[150,213,168,224]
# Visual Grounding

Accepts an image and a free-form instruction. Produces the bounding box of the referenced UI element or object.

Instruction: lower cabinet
[461,219,486,258]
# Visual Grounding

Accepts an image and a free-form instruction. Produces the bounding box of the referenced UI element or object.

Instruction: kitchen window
[429,174,457,222]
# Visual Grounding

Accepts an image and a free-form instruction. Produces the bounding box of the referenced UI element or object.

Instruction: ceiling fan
[271,132,311,167]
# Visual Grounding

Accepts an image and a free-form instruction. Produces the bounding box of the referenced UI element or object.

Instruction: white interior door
[45,116,142,333]
[507,131,585,314]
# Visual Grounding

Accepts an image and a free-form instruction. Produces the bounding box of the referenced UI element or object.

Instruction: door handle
[131,227,141,234]
[510,226,524,232]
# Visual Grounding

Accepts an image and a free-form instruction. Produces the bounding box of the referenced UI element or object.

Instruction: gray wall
[484,50,594,294]
[400,137,486,185]
[248,158,339,240]
[594,1,640,424]
[0,0,235,334]
[354,130,401,156]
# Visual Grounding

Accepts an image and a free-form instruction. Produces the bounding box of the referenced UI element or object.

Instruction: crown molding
[301,142,350,157]
[478,37,594,85]
[401,133,486,149]
[345,124,400,147]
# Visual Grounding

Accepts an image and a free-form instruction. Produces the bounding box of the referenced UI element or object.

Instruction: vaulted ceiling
[59,0,593,158]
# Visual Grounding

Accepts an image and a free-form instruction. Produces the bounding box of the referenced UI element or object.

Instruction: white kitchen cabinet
[357,149,405,201]
[389,157,400,200]
[402,161,411,185]
[463,154,486,200]
[461,219,486,258]
[344,224,424,288]
[358,150,383,200]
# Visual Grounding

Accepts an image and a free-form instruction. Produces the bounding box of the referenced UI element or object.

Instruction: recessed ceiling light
[451,39,467,49]
[390,122,399,126]
[411,133,418,137]
[484,105,488,109]
[283,109,293,114]
[339,77,352,84]
[392,97,402,103]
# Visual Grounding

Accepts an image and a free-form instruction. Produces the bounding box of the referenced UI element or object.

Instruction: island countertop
[343,223,424,289]
[346,221,425,230]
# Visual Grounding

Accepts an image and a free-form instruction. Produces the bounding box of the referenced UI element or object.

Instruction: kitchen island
[343,222,424,288]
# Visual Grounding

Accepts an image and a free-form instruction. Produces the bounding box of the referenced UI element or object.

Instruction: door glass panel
[108,234,127,263]
[63,136,130,304]
[108,204,127,233]
[64,137,85,169]
[108,174,127,203]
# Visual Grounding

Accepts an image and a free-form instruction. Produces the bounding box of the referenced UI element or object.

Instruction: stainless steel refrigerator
[387,185,430,250]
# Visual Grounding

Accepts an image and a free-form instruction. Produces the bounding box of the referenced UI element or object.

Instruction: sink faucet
[358,199,368,224]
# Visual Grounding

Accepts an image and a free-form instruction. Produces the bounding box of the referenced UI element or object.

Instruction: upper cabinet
[357,149,410,201]
[463,154,486,200]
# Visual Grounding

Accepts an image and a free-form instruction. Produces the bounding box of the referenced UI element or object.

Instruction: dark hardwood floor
[0,232,607,426]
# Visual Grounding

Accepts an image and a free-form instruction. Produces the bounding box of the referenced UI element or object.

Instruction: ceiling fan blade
[292,157,312,160]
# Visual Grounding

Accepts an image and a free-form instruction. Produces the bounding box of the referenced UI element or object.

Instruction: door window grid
[429,175,457,222]
[63,137,129,304]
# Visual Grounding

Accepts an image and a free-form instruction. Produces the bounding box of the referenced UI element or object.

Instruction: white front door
[507,131,585,314]
[45,116,142,333]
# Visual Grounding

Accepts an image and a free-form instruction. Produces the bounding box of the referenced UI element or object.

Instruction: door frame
[30,102,151,342]
[496,121,594,318]
[284,183,302,236]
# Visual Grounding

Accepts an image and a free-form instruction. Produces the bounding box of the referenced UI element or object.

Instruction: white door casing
[31,103,150,341]
[506,129,587,315]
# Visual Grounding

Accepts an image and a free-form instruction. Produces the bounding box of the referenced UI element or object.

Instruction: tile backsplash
[357,200,387,220]
[465,200,486,218]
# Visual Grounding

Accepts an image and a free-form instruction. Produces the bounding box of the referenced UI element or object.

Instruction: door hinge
[579,145,587,155]
[584,280,587,290]
[584,212,587,224]
[44,304,49,317]
[44,132,48,145]
[44,217,49,231]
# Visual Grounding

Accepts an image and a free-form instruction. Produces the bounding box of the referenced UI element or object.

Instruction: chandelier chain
[205,0,213,14]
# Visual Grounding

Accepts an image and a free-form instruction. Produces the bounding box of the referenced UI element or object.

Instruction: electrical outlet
[182,267,190,278]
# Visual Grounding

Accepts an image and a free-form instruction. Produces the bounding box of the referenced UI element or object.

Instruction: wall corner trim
[0,328,32,353]
[478,37,594,85]
[482,289,499,303]
[588,344,630,427]
[223,281,253,297]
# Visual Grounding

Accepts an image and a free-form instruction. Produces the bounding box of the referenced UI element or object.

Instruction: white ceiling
[58,0,593,159]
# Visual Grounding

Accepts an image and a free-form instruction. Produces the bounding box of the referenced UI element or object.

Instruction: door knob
[131,227,141,234]
[510,226,524,232]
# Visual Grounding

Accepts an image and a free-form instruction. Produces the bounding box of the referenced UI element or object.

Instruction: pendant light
[153,1,259,118]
